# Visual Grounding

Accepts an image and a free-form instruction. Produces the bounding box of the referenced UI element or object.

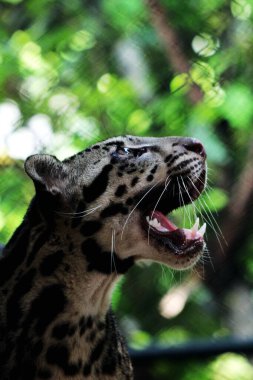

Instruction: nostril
[184,141,206,158]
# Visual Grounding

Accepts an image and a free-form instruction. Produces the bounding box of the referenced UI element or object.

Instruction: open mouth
[137,169,206,259]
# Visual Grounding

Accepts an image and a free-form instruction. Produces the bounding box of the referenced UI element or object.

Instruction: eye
[117,147,131,156]
[112,146,148,160]
[118,146,148,157]
[137,147,148,156]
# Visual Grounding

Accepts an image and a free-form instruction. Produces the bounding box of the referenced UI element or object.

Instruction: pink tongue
[151,211,177,232]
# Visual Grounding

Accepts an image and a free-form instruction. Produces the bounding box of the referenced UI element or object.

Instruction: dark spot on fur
[79,316,93,336]
[68,242,74,252]
[97,321,105,331]
[80,325,86,336]
[27,284,67,336]
[100,203,128,218]
[90,337,106,364]
[101,353,117,375]
[79,316,86,328]
[80,221,102,237]
[105,141,124,147]
[46,344,81,376]
[119,164,128,170]
[64,264,70,272]
[33,340,43,357]
[126,197,133,206]
[131,177,139,187]
[68,325,77,336]
[173,158,195,171]
[150,165,158,174]
[37,368,52,379]
[146,174,154,182]
[0,223,30,286]
[52,322,71,340]
[83,363,91,376]
[87,316,93,329]
[110,157,117,164]
[117,172,123,177]
[26,229,50,266]
[164,154,173,163]
[7,268,36,330]
[39,250,64,276]
[126,168,137,174]
[92,145,100,150]
[82,239,134,274]
[86,330,96,342]
[115,185,127,197]
[83,164,113,203]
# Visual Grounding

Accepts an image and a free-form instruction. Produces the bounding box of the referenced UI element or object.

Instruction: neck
[7,226,120,318]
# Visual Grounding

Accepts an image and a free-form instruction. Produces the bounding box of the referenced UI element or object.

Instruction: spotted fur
[0,135,206,379]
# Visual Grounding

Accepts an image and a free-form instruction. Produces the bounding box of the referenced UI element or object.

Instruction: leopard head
[25,135,207,274]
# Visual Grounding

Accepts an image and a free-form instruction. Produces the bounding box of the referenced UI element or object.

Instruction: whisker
[177,177,192,226]
[188,176,226,250]
[56,205,102,218]
[180,176,198,222]
[147,176,172,244]
[120,182,160,240]
[111,229,117,275]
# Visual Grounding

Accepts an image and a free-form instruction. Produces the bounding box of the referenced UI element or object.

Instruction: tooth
[146,216,150,222]
[198,223,206,237]
[192,218,199,234]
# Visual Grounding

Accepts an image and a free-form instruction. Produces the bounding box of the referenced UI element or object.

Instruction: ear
[25,154,68,195]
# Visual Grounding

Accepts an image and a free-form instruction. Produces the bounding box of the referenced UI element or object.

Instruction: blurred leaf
[156,327,189,345]
[170,73,190,94]
[111,277,125,310]
[221,83,253,129]
[127,109,151,134]
[129,329,152,349]
[210,353,253,380]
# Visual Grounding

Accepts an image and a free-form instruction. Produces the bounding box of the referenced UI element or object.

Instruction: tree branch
[222,139,253,249]
[145,0,203,103]
[206,137,253,292]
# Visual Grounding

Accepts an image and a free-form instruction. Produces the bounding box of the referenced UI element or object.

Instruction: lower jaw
[159,246,202,270]
[147,231,204,270]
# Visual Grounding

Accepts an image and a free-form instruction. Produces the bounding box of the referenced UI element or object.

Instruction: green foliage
[221,83,253,130]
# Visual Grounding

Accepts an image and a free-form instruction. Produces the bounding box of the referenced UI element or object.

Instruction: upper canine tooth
[192,218,199,234]
[146,216,150,222]
[198,223,206,237]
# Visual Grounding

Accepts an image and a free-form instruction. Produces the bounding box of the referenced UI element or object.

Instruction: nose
[183,139,206,159]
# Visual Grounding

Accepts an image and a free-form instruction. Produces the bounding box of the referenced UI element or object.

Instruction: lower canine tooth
[198,223,206,237]
[192,218,200,233]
